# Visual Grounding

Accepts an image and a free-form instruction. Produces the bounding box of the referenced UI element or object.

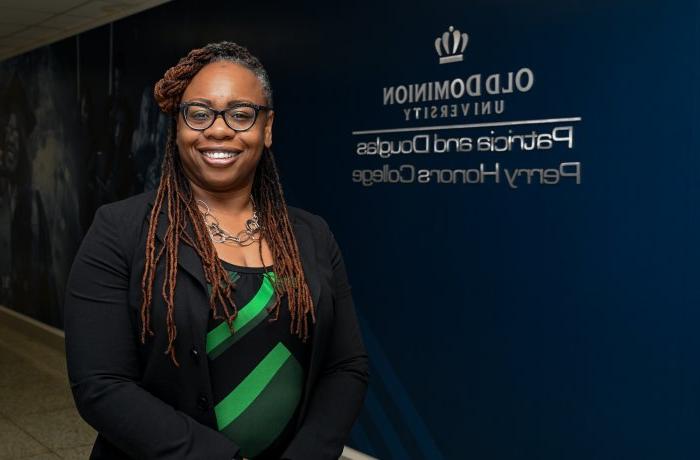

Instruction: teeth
[203,151,238,159]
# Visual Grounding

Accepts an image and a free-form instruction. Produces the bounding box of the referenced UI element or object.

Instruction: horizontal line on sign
[351,117,582,135]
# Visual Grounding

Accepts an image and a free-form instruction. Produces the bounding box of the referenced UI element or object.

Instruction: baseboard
[341,446,379,460]
[0,304,65,353]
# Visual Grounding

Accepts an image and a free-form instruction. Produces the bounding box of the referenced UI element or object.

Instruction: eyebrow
[186,97,259,107]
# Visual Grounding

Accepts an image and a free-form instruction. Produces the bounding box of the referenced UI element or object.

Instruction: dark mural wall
[2,0,700,459]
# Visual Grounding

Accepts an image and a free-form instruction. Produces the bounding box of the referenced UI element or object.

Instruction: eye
[189,109,212,120]
[227,107,255,120]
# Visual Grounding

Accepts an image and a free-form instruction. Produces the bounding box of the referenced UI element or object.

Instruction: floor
[0,321,95,459]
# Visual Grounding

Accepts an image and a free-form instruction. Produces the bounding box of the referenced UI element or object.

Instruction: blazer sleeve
[282,217,369,460]
[64,204,241,460]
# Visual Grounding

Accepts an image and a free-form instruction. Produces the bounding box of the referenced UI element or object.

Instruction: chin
[198,171,253,192]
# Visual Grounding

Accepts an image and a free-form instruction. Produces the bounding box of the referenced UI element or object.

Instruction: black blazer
[64,190,368,460]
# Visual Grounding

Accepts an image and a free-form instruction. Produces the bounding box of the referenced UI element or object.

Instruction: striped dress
[206,259,311,459]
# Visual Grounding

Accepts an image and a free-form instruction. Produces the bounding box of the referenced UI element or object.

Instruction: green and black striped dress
[206,259,311,459]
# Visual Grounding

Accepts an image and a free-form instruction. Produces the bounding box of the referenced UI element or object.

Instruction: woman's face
[176,61,273,193]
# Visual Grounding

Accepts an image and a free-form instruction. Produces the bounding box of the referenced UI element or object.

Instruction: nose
[203,113,235,139]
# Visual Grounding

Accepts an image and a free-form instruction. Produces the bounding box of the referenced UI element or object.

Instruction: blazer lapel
[291,214,321,311]
[152,206,209,294]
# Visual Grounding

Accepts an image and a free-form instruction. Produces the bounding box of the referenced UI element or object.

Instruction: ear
[263,110,274,148]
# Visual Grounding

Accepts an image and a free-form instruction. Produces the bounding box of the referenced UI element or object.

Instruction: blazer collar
[147,196,321,309]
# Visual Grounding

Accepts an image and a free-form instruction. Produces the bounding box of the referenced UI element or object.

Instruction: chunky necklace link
[196,196,261,247]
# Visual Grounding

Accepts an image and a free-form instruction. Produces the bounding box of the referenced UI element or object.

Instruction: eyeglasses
[180,101,271,132]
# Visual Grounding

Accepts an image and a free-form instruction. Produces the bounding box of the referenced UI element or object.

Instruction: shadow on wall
[0,45,170,328]
[0,71,56,326]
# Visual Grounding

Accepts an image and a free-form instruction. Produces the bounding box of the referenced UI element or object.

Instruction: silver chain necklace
[195,196,261,247]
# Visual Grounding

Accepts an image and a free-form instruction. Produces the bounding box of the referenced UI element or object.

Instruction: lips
[198,147,242,166]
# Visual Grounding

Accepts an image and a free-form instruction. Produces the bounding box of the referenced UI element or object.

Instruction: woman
[64,41,368,460]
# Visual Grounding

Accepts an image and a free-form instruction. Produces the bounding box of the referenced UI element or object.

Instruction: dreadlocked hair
[141,41,315,367]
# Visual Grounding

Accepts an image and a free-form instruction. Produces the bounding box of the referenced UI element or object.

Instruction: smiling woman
[63,42,368,460]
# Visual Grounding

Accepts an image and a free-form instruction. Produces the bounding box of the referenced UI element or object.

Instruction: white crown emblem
[435,26,468,64]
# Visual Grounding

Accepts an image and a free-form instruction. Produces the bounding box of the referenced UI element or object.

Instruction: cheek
[176,125,198,154]
[237,130,263,151]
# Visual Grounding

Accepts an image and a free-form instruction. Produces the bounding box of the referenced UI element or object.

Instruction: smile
[198,148,242,167]
[201,150,240,159]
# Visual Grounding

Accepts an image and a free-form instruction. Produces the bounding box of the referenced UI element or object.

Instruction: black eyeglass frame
[179,101,272,132]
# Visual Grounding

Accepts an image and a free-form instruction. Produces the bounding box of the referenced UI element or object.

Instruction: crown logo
[435,26,469,64]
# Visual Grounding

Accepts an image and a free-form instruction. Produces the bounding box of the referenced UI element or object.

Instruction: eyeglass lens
[184,105,257,131]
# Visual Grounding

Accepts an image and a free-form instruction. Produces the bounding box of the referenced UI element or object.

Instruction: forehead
[182,61,265,105]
